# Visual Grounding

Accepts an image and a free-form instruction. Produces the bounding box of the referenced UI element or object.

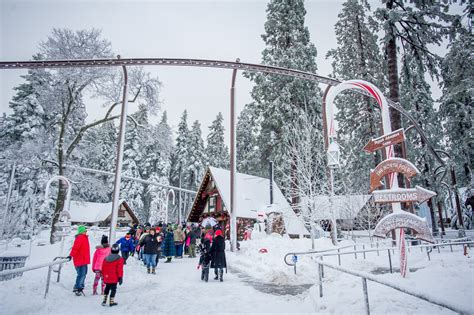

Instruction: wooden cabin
[187,167,309,240]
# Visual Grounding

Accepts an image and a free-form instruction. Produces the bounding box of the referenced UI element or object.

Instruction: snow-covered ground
[0,229,472,314]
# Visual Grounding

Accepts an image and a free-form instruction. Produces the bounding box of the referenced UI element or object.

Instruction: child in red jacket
[101,244,124,307]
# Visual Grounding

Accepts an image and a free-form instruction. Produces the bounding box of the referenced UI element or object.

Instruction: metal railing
[0,256,69,298]
[285,240,473,274]
[284,240,473,314]
[315,258,469,314]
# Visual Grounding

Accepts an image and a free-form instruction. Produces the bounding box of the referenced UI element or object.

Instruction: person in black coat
[209,229,226,282]
[138,228,160,274]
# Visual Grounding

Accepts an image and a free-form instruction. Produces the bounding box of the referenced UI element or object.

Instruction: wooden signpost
[363,128,405,153]
[370,158,420,192]
[372,186,437,204]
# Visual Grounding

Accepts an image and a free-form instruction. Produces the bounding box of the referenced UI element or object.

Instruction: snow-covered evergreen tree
[186,120,206,190]
[170,110,190,185]
[439,17,473,185]
[206,112,229,169]
[326,0,386,193]
[375,0,455,168]
[236,104,261,176]
[245,0,323,201]
[400,52,442,225]
[121,105,148,221]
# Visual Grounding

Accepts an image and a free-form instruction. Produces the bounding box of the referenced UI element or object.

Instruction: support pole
[437,201,445,236]
[1,162,16,238]
[362,277,370,315]
[230,58,239,252]
[109,62,128,244]
[450,167,465,237]
[178,163,182,224]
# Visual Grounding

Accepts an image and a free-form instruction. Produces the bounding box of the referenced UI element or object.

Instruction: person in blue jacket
[115,232,135,264]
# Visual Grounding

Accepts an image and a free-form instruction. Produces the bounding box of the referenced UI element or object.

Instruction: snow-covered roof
[206,167,309,236]
[68,200,116,223]
[304,195,372,220]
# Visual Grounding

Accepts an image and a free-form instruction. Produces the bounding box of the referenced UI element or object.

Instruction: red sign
[363,128,405,153]
[370,158,420,192]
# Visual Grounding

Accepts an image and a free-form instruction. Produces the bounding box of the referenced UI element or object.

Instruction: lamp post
[327,138,340,245]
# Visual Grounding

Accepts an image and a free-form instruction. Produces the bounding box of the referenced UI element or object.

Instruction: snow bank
[228,234,353,285]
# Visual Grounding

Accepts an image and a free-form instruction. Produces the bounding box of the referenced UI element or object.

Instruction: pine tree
[121,105,149,221]
[326,0,386,193]
[236,104,261,176]
[439,18,473,185]
[245,0,323,200]
[375,0,455,172]
[170,110,190,189]
[206,112,229,169]
[400,53,442,228]
[148,112,174,224]
[186,120,206,190]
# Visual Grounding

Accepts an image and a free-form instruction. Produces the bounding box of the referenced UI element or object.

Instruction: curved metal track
[0,57,340,86]
[0,57,444,165]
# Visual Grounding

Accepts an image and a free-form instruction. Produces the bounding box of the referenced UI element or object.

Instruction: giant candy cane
[325,80,401,212]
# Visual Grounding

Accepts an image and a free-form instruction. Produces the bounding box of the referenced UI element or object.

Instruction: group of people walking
[68,226,124,307]
[67,222,227,307]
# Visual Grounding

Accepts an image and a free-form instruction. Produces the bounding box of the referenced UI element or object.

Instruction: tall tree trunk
[50,122,67,244]
[386,0,405,190]
[356,12,381,169]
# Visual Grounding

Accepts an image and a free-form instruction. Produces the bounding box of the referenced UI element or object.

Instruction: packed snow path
[0,254,313,314]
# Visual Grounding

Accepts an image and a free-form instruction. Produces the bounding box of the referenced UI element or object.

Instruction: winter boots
[109,297,118,307]
[102,295,118,307]
[165,257,172,263]
[74,288,85,296]
[147,268,151,274]
[214,269,224,281]
[151,268,156,274]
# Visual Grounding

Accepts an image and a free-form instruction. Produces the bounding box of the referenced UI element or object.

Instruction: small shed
[187,167,309,239]
[69,200,139,227]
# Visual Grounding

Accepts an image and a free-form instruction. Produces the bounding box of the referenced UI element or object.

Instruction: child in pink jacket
[92,235,111,295]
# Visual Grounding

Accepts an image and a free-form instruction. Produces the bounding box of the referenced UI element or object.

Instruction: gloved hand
[197,265,201,270]
[66,256,72,261]
[118,277,123,285]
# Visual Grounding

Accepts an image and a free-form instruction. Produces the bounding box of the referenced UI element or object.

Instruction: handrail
[315,258,469,314]
[0,256,70,299]
[284,240,474,269]
[0,256,69,277]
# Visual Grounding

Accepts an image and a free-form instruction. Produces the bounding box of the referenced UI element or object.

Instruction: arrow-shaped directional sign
[370,158,420,192]
[363,128,405,153]
[372,186,436,204]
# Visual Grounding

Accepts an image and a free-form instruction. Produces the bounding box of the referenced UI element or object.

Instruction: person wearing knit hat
[101,244,124,306]
[68,225,90,295]
[92,235,110,295]
[209,229,227,282]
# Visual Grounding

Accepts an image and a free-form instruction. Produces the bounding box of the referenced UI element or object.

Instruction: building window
[118,210,125,217]
[209,196,216,212]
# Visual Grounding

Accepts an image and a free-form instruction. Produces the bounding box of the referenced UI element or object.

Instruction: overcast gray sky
[0,0,347,143]
[0,0,451,144]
